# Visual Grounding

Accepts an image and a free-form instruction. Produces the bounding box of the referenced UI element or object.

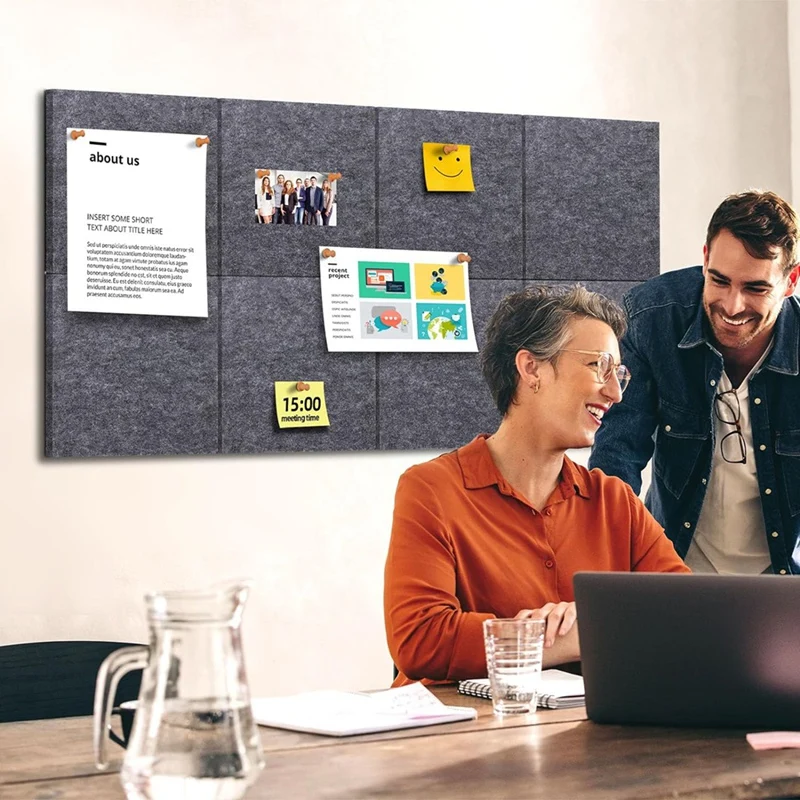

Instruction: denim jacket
[589,266,800,574]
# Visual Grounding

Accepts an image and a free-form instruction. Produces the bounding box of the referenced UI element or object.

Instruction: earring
[533,381,540,394]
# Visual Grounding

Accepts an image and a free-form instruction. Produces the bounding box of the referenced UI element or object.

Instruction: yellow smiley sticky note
[274,381,330,429]
[422,143,475,192]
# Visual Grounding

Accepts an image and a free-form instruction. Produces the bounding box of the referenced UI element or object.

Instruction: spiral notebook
[458,669,585,709]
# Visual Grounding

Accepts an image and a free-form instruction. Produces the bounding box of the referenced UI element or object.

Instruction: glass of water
[483,618,545,715]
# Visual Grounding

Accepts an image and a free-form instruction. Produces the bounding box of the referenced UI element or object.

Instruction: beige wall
[0,0,791,695]
[790,0,800,203]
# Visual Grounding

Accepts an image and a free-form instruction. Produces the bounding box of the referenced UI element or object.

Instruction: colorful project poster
[66,128,208,317]
[319,247,477,353]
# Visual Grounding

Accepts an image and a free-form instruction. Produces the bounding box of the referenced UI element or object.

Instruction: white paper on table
[251,682,476,737]
[319,246,478,352]
[66,128,208,317]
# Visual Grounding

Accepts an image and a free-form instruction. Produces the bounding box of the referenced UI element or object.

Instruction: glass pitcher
[94,581,264,800]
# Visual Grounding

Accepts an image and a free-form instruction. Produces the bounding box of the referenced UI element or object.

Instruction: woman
[256,176,274,224]
[384,285,689,686]
[293,178,306,226]
[321,179,334,226]
[280,180,297,224]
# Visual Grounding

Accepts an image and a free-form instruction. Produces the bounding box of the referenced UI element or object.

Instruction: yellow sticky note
[422,143,475,192]
[274,382,330,428]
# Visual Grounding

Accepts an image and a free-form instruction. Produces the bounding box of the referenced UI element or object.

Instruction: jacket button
[665,425,672,432]
[710,379,716,387]
[765,488,772,495]
[779,569,787,575]
[772,531,779,538]
[545,559,554,569]
[684,522,691,528]
[759,444,766,451]
[754,398,762,405]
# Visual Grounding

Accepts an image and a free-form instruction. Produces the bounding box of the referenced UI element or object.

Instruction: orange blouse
[384,435,689,685]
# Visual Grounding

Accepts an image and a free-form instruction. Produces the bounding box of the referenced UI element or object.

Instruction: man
[273,175,285,224]
[589,191,800,575]
[305,176,323,225]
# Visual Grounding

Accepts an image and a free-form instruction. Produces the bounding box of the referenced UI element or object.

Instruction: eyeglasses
[714,391,747,464]
[560,350,631,394]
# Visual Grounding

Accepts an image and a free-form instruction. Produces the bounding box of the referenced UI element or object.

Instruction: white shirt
[685,347,772,574]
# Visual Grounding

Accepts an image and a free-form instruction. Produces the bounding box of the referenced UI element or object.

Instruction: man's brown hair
[706,191,799,274]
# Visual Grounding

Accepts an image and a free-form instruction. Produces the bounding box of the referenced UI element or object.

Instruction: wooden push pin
[256,169,271,178]
[328,172,342,181]
[321,248,336,259]
[195,136,210,147]
[443,144,459,154]
[296,381,310,391]
[70,130,85,140]
[457,253,471,263]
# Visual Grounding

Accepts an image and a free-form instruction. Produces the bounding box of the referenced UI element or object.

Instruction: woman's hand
[515,601,577,647]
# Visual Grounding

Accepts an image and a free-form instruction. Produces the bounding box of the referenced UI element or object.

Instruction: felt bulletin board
[44,89,659,457]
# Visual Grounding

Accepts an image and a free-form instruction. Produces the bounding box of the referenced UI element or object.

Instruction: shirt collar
[678,296,800,376]
[457,435,591,500]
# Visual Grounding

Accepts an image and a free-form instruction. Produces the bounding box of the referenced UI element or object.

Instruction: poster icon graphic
[416,303,468,341]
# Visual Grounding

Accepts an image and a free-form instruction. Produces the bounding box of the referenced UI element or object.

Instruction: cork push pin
[443,144,459,154]
[296,381,310,391]
[457,253,471,263]
[195,136,210,147]
[70,130,85,140]
[256,169,271,178]
[328,172,343,181]
[321,248,336,259]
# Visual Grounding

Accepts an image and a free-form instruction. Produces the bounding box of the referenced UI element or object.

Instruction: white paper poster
[66,128,208,317]
[320,247,478,353]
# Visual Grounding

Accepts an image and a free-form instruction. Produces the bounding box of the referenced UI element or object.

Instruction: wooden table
[4,687,800,799]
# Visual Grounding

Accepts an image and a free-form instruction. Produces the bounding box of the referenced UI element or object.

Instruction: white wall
[0,0,791,695]
[790,0,800,202]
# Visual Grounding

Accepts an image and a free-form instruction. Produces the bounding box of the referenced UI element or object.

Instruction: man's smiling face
[702,228,797,354]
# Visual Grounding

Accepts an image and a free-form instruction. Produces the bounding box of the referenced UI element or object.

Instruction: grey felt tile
[525,117,659,282]
[45,90,220,276]
[221,278,376,452]
[45,276,219,457]
[378,280,521,451]
[220,100,377,277]
[377,108,524,280]
[524,279,643,307]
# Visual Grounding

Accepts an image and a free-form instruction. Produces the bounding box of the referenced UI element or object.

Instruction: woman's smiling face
[535,316,624,450]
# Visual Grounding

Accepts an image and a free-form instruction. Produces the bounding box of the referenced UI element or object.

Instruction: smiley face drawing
[422,142,475,192]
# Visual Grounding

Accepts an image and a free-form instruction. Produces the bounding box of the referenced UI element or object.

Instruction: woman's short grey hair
[480,284,627,415]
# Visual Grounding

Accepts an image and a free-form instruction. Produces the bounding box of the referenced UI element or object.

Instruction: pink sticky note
[746,731,800,750]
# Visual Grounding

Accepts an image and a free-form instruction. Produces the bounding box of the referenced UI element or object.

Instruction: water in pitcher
[121,699,262,800]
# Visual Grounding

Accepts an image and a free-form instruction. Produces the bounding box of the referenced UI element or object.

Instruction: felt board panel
[45,89,660,457]
[377,280,520,450]
[220,100,377,277]
[220,278,377,453]
[528,280,642,306]
[44,90,220,277]
[45,276,219,458]
[376,108,524,280]
[525,116,659,282]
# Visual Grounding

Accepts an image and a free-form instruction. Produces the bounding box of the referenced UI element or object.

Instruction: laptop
[573,572,800,728]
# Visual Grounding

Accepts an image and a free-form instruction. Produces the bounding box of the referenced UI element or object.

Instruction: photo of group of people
[254,169,338,226]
